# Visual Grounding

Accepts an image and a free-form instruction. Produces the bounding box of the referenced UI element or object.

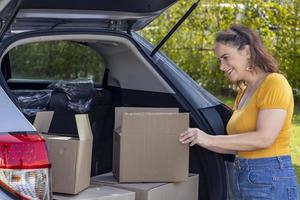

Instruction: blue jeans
[227,156,299,200]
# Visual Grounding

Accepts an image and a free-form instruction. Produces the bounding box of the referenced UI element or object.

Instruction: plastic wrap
[47,79,94,113]
[13,89,52,116]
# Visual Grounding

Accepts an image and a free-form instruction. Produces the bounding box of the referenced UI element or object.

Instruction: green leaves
[10,41,105,82]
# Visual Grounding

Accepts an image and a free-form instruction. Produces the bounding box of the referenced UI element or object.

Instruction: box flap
[114,107,178,130]
[74,139,93,193]
[33,111,54,133]
[75,114,93,140]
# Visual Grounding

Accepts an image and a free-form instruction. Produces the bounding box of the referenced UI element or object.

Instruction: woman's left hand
[179,128,212,147]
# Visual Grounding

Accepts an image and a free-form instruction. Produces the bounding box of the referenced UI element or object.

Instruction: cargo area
[12,78,186,178]
[4,34,191,178]
[5,36,196,198]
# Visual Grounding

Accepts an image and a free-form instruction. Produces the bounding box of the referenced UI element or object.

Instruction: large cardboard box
[114,107,179,129]
[91,172,199,200]
[113,107,189,182]
[53,185,135,200]
[34,111,93,194]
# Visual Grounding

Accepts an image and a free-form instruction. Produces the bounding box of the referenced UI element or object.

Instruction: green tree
[10,41,105,82]
[140,0,300,100]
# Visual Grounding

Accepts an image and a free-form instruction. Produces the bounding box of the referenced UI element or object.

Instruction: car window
[8,41,105,82]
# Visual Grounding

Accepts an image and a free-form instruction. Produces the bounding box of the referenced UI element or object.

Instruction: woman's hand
[179,128,236,154]
[179,128,213,147]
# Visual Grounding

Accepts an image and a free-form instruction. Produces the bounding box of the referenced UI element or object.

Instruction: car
[0,0,233,199]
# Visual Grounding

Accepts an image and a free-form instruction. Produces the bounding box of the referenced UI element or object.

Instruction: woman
[179,24,299,199]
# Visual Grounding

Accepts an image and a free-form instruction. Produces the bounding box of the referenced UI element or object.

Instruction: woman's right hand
[179,128,213,147]
[179,128,236,155]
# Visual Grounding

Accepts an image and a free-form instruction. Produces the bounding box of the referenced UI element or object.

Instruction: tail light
[0,133,51,200]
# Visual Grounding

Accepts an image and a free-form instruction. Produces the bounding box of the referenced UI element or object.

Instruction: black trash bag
[13,89,52,116]
[47,79,94,113]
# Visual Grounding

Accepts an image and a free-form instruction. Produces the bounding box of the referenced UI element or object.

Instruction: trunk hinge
[0,0,23,41]
[109,20,128,31]
[150,0,200,57]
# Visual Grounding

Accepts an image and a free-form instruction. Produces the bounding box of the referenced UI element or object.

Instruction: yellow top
[226,73,294,158]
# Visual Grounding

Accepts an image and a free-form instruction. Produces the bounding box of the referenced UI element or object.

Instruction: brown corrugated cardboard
[91,172,199,200]
[34,111,54,132]
[114,107,179,129]
[34,112,93,194]
[53,185,135,200]
[113,109,189,182]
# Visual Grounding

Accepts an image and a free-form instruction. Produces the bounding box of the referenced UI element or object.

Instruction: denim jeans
[227,155,299,200]
[225,161,240,200]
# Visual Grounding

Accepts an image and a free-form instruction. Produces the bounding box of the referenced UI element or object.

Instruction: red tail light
[0,133,51,200]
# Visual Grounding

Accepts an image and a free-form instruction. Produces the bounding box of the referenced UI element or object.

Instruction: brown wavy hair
[215,24,279,73]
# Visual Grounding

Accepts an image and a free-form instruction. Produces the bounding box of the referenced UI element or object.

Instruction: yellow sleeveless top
[226,73,294,158]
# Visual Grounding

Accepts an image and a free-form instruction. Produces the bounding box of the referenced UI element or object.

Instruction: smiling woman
[179,24,299,199]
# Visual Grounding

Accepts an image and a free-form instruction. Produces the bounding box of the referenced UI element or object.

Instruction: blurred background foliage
[140,0,300,100]
[10,41,105,82]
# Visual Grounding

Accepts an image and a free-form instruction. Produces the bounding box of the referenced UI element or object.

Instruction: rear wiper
[150,0,200,57]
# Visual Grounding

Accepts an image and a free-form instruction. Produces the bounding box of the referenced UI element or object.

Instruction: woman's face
[214,42,250,83]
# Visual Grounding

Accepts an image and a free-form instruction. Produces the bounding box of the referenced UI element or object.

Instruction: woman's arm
[179,109,287,153]
[201,145,236,155]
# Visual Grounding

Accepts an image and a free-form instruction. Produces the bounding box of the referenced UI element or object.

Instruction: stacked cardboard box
[101,107,198,200]
[91,172,199,200]
[34,107,198,199]
[34,111,93,194]
[112,107,189,183]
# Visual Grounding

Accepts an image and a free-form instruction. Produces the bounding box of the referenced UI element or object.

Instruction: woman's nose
[219,62,226,71]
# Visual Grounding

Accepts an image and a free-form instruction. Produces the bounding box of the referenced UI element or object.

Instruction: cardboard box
[34,111,93,194]
[113,107,189,182]
[114,107,179,130]
[53,185,135,200]
[91,172,199,200]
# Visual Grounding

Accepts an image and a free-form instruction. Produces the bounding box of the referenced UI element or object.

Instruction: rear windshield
[9,41,105,83]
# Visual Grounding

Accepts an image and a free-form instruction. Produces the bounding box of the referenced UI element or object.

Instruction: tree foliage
[9,41,105,82]
[140,0,300,99]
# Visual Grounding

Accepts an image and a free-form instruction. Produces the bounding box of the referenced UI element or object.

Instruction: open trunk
[0,30,232,200]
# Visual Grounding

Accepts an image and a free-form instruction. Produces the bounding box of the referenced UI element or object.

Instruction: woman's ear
[244,45,251,59]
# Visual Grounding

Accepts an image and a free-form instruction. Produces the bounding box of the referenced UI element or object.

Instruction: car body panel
[0,0,22,39]
[12,0,177,32]
[0,86,35,133]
